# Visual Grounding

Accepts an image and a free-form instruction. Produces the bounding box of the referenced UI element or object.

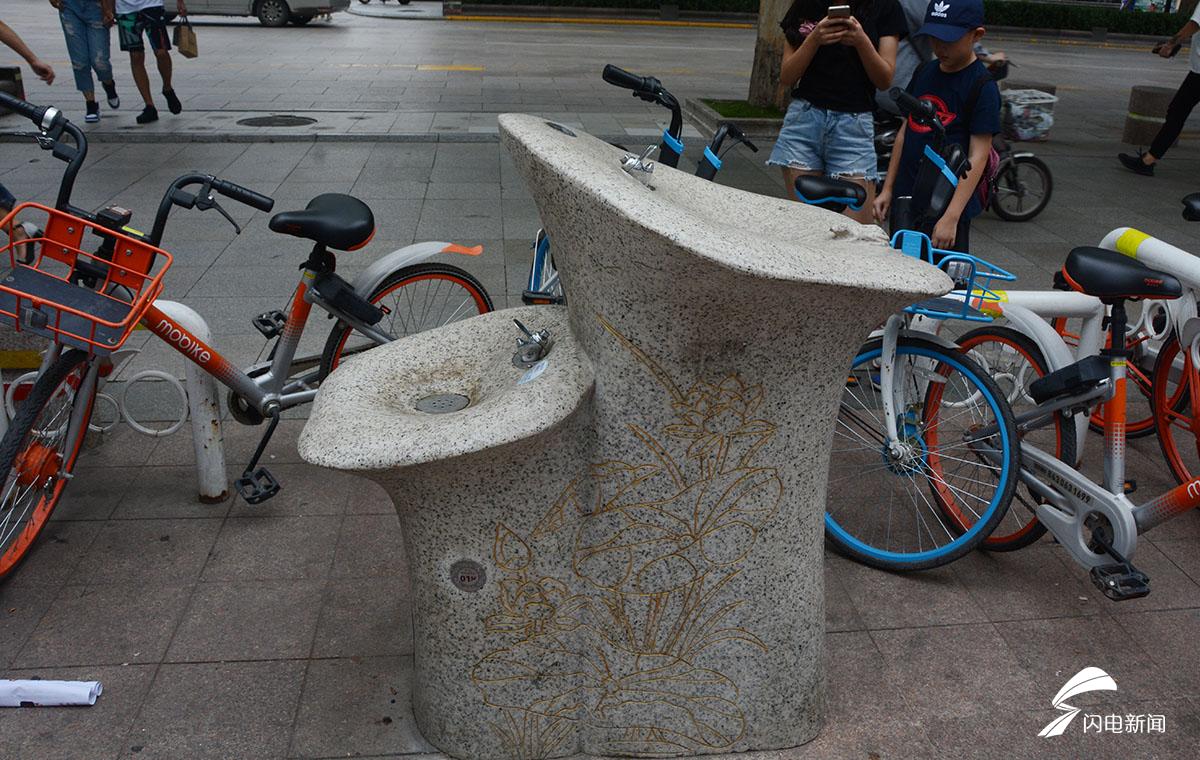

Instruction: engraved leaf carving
[495,522,532,572]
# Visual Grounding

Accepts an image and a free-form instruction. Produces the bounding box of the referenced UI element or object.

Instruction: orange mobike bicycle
[0,94,492,582]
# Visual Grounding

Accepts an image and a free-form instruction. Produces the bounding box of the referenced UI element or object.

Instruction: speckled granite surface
[301,115,950,759]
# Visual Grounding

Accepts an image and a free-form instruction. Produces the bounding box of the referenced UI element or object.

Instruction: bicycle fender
[1010,151,1037,159]
[898,328,959,352]
[351,241,483,297]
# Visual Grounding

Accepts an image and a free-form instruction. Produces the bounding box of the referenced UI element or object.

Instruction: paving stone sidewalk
[3,6,1200,759]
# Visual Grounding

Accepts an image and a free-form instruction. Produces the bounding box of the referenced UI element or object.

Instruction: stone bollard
[1124,85,1176,146]
[300,114,951,759]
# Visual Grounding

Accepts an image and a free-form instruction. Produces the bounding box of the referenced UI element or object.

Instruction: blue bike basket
[890,230,1015,323]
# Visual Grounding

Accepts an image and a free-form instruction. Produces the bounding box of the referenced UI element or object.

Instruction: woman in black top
[768,0,906,223]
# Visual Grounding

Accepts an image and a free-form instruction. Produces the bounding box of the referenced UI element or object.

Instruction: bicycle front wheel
[320,263,493,379]
[827,336,1018,571]
[0,349,95,582]
[991,155,1053,222]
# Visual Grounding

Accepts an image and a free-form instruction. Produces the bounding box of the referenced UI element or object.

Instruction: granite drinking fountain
[299,114,951,759]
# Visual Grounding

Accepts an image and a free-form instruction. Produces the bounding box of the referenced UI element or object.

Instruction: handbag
[173,16,198,59]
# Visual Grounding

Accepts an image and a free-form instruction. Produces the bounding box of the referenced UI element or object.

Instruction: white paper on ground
[0,679,103,707]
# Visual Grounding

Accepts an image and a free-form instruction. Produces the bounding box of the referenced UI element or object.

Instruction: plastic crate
[0,203,172,356]
[1003,89,1058,143]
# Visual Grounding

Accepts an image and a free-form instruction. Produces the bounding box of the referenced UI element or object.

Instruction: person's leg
[154,49,173,91]
[59,0,96,102]
[768,99,823,202]
[129,50,153,106]
[117,12,154,109]
[81,0,118,108]
[1147,71,1200,163]
[143,7,180,114]
[826,111,879,225]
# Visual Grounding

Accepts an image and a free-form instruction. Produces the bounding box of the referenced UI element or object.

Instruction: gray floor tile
[167,578,325,662]
[108,466,234,521]
[311,578,412,659]
[201,516,341,582]
[70,518,223,587]
[289,656,435,758]
[16,583,192,668]
[871,623,1041,718]
[2,520,104,592]
[125,660,304,759]
[0,582,55,670]
[330,514,408,580]
[835,558,988,630]
[952,544,1104,623]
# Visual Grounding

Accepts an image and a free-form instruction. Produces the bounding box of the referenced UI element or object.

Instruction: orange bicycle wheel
[0,349,95,582]
[1152,336,1200,484]
[320,263,493,379]
[951,326,1073,551]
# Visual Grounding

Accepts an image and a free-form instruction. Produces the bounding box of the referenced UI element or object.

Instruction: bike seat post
[1101,299,1130,496]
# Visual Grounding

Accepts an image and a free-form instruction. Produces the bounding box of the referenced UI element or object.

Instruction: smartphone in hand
[827,4,852,18]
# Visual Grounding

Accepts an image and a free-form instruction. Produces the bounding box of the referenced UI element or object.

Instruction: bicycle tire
[1050,316,1157,439]
[320,262,493,379]
[1151,335,1200,484]
[956,325,1076,551]
[991,155,1053,222]
[0,349,95,582]
[826,336,1018,571]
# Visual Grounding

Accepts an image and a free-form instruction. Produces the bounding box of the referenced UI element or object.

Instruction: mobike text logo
[931,1,950,18]
[1186,478,1200,500]
[1038,667,1166,737]
[156,320,212,364]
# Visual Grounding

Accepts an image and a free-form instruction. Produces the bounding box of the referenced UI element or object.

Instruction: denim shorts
[768,98,878,181]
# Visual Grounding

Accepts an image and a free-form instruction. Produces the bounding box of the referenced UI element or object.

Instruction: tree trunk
[748,0,793,110]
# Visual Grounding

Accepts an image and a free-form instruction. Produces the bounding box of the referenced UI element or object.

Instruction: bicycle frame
[1014,353,1200,569]
[140,266,396,418]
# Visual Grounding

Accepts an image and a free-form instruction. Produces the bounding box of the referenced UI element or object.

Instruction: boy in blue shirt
[873,0,1001,252]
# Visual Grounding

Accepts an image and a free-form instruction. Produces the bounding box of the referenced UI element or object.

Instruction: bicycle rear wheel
[320,262,493,379]
[957,326,1076,551]
[0,349,95,582]
[827,336,1018,571]
[991,155,1052,222]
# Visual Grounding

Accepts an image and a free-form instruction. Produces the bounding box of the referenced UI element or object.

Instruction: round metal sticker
[450,560,486,592]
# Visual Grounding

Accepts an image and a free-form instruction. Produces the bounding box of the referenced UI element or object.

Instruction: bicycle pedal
[252,310,288,339]
[1089,563,1150,602]
[1124,479,1138,495]
[235,467,281,504]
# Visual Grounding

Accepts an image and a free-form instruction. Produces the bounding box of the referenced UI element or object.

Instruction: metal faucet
[621,145,656,187]
[513,319,554,368]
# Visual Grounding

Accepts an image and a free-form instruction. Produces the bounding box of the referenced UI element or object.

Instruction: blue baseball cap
[916,0,985,42]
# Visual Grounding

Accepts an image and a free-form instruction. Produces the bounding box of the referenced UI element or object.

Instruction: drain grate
[236,114,317,128]
[415,393,470,414]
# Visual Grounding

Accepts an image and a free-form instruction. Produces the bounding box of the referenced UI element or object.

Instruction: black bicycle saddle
[269,193,375,252]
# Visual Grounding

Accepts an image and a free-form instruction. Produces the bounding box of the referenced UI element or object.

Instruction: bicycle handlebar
[889,87,938,126]
[602,64,654,93]
[150,173,276,244]
[211,178,275,213]
[603,63,683,167]
[0,91,52,127]
[695,124,758,181]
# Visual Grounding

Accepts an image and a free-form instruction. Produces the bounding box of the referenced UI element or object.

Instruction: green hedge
[984,1,1190,36]
[465,0,1191,34]
[466,0,758,12]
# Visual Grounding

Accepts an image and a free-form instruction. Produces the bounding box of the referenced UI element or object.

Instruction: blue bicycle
[798,88,1022,571]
